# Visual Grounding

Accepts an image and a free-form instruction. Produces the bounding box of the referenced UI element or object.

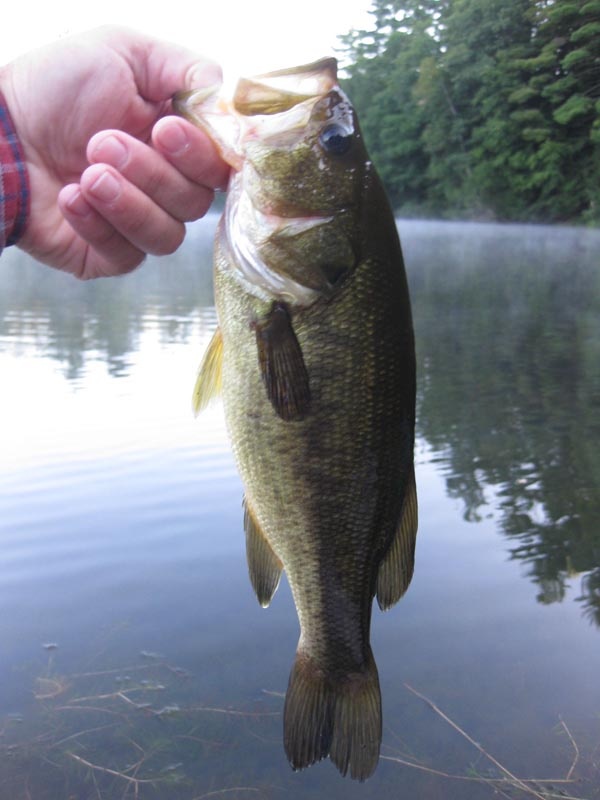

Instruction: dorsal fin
[376,466,418,611]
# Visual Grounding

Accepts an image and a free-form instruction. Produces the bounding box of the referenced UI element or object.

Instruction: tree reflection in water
[403,221,600,626]
[2,217,600,625]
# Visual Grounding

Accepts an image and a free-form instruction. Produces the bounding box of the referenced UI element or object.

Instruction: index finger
[152,116,230,190]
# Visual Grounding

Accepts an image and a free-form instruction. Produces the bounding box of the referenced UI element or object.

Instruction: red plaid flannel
[0,91,30,252]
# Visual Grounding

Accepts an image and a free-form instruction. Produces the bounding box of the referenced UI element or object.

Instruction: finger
[78,163,186,256]
[152,117,230,190]
[58,183,146,277]
[88,129,216,222]
[105,27,222,101]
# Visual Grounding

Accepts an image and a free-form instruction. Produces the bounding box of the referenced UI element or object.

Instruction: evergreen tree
[339,0,600,222]
[441,0,534,218]
[340,2,445,213]
[510,0,600,221]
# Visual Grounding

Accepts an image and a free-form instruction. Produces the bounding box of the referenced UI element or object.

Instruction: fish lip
[172,84,221,120]
[252,57,338,85]
[232,58,338,116]
[173,84,245,171]
[173,61,344,170]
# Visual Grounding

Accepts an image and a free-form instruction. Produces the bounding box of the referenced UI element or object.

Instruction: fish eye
[319,124,353,155]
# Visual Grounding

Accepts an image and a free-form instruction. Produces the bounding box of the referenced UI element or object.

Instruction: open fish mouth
[173,58,346,170]
[233,57,338,115]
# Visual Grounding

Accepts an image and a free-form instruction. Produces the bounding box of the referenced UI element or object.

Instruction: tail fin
[283,648,381,781]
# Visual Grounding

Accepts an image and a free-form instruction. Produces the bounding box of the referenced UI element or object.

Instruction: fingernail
[89,171,121,203]
[91,134,128,169]
[64,188,92,218]
[156,122,189,156]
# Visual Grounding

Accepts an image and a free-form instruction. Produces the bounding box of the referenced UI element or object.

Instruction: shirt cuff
[0,91,30,250]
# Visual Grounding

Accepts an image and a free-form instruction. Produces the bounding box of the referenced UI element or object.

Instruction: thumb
[106,26,222,102]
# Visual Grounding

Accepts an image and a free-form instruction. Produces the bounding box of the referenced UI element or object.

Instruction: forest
[338,0,600,223]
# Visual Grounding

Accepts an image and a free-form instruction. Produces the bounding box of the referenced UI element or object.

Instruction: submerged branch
[402,683,584,800]
[559,716,580,781]
[185,705,280,718]
[192,789,264,800]
[49,722,120,750]
[68,752,159,787]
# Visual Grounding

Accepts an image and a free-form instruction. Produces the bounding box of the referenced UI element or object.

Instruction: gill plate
[224,173,332,307]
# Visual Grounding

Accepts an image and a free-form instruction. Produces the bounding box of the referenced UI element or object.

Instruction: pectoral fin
[376,467,418,611]
[192,327,223,416]
[253,303,310,421]
[243,497,283,608]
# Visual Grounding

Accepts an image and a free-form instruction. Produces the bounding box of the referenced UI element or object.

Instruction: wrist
[0,71,30,250]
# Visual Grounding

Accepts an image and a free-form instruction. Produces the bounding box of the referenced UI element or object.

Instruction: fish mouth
[173,58,341,170]
[232,57,338,116]
[174,84,245,170]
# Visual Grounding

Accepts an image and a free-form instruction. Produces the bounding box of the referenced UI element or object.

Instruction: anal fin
[192,327,223,416]
[253,303,310,421]
[376,466,418,611]
[243,497,283,608]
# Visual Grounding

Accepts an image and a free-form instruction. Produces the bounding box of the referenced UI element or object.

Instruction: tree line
[339,0,600,223]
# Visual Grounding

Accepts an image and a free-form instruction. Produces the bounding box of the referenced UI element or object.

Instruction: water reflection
[0,219,216,379]
[2,218,600,626]
[403,221,600,625]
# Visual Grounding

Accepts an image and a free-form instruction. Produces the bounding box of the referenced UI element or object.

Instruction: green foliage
[561,47,591,69]
[570,20,600,40]
[339,0,600,223]
[553,94,594,124]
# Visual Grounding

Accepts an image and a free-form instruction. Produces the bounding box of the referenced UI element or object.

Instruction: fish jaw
[234,56,338,113]
[175,89,331,175]
[174,84,244,171]
[174,58,339,172]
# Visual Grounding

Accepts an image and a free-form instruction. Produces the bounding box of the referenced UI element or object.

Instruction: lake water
[1,218,599,799]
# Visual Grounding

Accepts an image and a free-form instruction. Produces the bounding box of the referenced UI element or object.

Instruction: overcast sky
[2,0,374,78]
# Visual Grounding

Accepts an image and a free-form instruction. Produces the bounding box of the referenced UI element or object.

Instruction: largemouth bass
[176,58,417,781]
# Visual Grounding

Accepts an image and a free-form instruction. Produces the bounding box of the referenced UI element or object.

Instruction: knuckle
[177,188,214,222]
[146,223,185,256]
[142,168,165,199]
[77,242,145,280]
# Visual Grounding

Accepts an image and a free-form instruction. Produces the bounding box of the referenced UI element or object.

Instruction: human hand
[0,26,229,278]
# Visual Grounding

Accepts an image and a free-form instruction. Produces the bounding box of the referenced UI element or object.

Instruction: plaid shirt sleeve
[0,91,30,253]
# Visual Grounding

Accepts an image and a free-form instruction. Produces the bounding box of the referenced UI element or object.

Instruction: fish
[175,57,417,781]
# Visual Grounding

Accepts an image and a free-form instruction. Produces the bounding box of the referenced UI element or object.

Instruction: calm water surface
[0,218,599,799]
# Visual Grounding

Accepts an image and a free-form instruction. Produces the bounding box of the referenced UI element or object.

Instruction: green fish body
[177,58,417,781]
